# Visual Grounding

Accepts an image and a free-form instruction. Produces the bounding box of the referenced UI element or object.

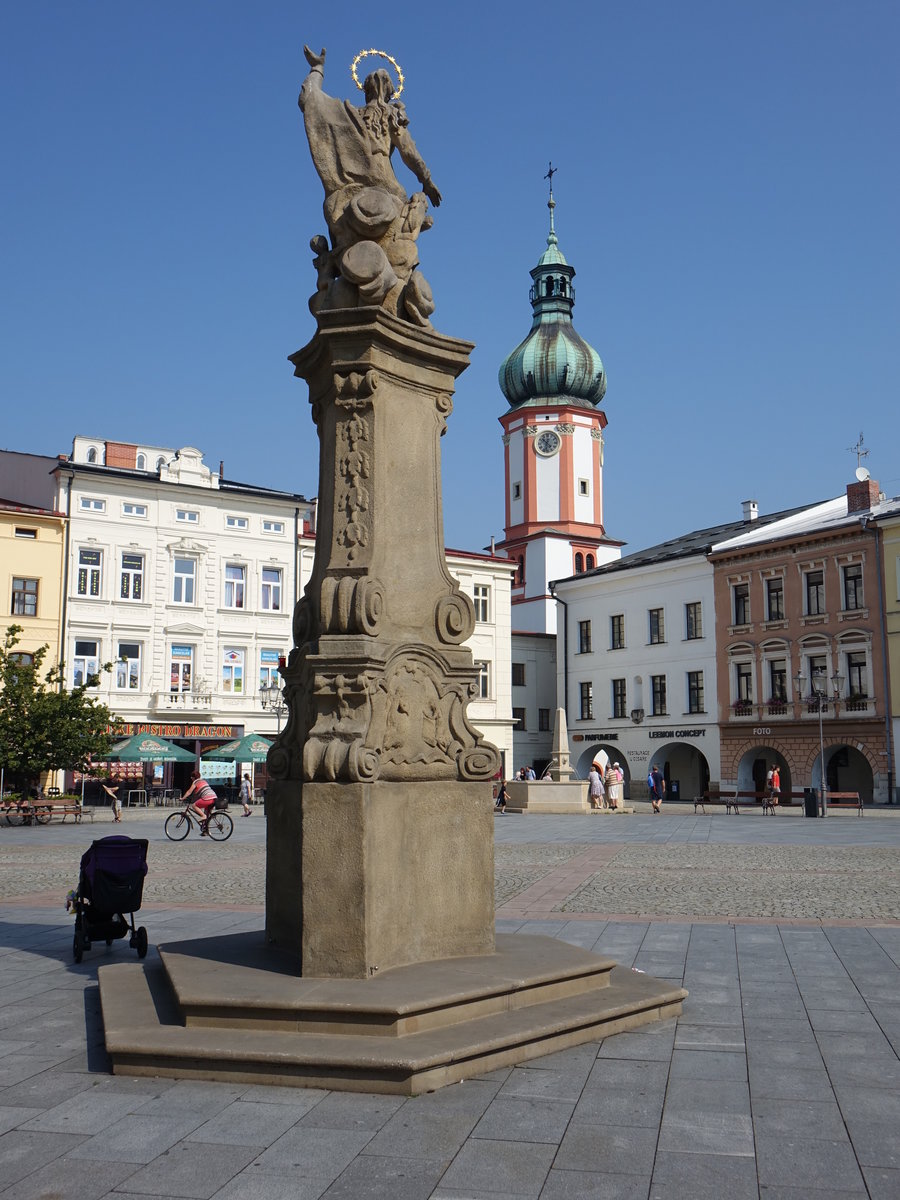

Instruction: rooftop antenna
[848,431,869,471]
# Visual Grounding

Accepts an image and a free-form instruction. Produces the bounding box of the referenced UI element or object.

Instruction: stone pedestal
[265,309,500,973]
[267,780,494,978]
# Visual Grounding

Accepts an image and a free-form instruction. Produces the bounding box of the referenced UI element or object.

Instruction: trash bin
[669,780,680,802]
[803,787,818,818]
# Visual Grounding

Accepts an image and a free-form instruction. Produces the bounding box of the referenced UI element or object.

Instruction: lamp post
[794,668,844,817]
[260,681,288,734]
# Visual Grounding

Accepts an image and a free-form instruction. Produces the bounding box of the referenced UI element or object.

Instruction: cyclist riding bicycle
[181,770,218,836]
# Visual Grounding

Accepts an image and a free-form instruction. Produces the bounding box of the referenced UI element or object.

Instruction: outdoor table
[126,789,147,808]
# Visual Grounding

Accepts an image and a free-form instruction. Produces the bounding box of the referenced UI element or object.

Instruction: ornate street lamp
[794,668,845,817]
[260,681,288,733]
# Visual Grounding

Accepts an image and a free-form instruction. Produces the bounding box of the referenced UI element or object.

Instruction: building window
[612,678,626,719]
[224,564,246,609]
[263,519,284,534]
[259,649,282,688]
[120,553,144,601]
[11,577,38,617]
[651,674,667,716]
[170,644,193,693]
[226,515,249,530]
[475,660,490,699]
[843,564,863,611]
[586,554,595,570]
[610,614,625,649]
[512,482,521,501]
[116,642,141,690]
[172,557,196,605]
[516,555,525,584]
[539,708,551,732]
[14,527,37,539]
[847,651,867,697]
[578,620,592,654]
[733,583,750,625]
[575,553,584,574]
[261,567,282,611]
[685,601,702,640]
[736,662,753,703]
[512,662,526,687]
[767,659,785,702]
[222,647,244,693]
[579,682,593,720]
[473,585,490,622]
[79,496,105,512]
[136,454,146,469]
[123,502,147,518]
[805,570,825,616]
[86,448,98,463]
[687,670,704,714]
[512,706,526,730]
[176,508,199,523]
[766,577,784,621]
[579,478,590,497]
[73,640,99,688]
[649,608,665,644]
[76,548,102,597]
[156,456,166,471]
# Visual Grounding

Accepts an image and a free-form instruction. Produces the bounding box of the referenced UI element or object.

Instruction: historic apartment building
[710,477,898,804]
[0,497,66,666]
[1,437,515,785]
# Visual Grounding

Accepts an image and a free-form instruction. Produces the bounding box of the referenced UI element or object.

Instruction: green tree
[0,625,118,799]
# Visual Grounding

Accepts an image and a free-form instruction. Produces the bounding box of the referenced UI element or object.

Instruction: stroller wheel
[106,938,114,946]
[135,926,148,959]
[73,931,83,963]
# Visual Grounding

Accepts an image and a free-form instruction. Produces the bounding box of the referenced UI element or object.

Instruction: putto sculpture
[300,45,441,325]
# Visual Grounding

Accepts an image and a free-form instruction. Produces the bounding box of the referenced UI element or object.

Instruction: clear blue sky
[2,2,898,554]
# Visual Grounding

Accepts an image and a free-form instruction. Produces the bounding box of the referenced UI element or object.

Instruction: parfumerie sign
[574,727,706,742]
[110,724,239,739]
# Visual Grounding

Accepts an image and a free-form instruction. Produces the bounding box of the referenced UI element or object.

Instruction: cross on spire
[544,161,557,195]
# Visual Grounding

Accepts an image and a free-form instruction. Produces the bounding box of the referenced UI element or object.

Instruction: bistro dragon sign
[109,723,239,739]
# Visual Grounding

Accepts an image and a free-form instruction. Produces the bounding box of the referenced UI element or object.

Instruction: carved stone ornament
[299,45,442,326]
[557,422,575,435]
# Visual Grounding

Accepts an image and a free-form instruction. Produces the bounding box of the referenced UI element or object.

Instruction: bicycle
[164,803,233,842]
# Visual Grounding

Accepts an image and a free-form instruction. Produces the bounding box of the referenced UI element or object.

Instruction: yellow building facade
[0,502,66,667]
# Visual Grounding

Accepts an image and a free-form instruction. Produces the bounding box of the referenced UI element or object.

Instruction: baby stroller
[71,836,149,963]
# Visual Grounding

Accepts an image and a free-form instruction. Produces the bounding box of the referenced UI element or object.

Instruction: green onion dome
[499,197,606,410]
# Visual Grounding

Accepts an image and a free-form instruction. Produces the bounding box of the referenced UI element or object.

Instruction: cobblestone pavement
[4,808,900,923]
[2,808,900,1196]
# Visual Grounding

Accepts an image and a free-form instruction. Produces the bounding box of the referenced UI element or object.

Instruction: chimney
[742,499,759,522]
[847,478,880,514]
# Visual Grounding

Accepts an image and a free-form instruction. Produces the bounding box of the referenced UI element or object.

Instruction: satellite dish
[855,466,870,482]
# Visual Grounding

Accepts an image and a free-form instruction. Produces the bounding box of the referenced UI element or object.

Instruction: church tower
[496,186,621,634]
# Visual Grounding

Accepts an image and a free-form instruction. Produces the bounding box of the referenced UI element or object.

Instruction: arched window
[586,554,595,570]
[156,456,165,471]
[86,447,98,463]
[575,553,584,574]
[136,454,146,470]
[517,555,525,585]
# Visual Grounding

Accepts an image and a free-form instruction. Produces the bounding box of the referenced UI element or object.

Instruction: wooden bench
[42,804,95,823]
[826,791,863,815]
[694,790,769,814]
[1,803,94,825]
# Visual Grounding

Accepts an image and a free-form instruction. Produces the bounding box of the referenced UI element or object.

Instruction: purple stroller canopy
[80,836,148,891]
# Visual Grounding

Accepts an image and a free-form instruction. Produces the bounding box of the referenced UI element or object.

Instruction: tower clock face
[535,429,561,457]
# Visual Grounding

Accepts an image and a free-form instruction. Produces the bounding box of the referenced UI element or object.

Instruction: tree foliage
[0,625,117,796]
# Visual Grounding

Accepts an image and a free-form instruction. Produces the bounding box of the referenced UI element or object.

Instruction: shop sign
[572,732,620,742]
[111,723,239,739]
[648,728,706,739]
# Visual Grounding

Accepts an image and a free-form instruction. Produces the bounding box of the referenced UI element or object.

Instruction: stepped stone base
[99,932,686,1095]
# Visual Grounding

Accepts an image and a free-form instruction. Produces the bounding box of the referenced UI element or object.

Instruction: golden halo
[350,48,404,98]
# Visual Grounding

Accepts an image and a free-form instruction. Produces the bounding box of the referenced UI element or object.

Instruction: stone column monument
[98,48,684,1093]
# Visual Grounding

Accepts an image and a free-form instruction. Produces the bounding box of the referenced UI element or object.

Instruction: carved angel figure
[299,46,439,325]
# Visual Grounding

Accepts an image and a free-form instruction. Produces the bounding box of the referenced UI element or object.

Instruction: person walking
[181,770,218,835]
[239,773,253,816]
[588,764,605,810]
[648,765,665,813]
[494,780,509,815]
[768,763,781,807]
[604,762,620,811]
